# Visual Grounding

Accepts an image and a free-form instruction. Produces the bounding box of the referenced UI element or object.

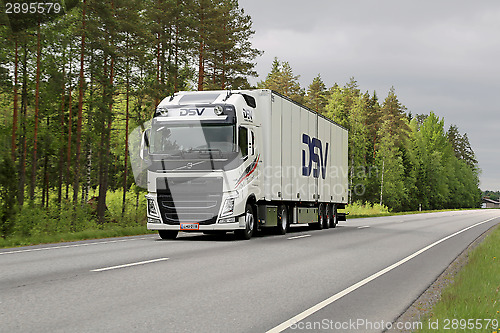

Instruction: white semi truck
[142,89,348,239]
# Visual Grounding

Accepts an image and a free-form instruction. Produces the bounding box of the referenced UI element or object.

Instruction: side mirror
[140,128,151,161]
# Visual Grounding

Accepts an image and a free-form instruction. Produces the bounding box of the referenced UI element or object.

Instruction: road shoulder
[386,223,500,333]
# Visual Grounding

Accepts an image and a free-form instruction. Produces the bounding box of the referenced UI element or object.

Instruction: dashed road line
[91,257,170,272]
[287,235,312,240]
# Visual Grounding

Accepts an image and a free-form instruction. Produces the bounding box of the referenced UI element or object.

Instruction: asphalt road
[1,210,499,333]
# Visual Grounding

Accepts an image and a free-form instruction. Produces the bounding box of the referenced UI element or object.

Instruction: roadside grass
[416,224,500,333]
[340,201,480,219]
[0,226,155,248]
[0,188,152,249]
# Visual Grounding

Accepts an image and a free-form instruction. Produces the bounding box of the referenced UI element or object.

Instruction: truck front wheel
[235,203,255,240]
[158,230,178,240]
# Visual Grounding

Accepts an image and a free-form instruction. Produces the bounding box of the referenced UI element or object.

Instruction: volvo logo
[173,161,204,171]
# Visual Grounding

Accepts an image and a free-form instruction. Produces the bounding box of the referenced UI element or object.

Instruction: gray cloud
[240,0,500,190]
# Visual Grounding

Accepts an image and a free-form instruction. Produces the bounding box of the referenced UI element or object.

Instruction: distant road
[1,210,499,332]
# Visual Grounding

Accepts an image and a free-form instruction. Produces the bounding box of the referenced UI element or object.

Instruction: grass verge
[0,226,155,249]
[416,224,500,333]
[340,201,480,219]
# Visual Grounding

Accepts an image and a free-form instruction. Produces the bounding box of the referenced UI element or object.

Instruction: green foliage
[305,74,327,113]
[0,153,18,237]
[0,0,261,231]
[257,64,482,212]
[341,201,389,217]
[483,190,500,201]
[257,57,305,103]
[0,187,147,245]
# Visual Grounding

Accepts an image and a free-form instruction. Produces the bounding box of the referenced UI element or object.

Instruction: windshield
[149,122,236,156]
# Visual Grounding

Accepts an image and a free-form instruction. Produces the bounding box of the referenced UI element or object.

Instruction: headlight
[218,217,236,224]
[148,217,161,224]
[220,198,235,217]
[147,198,159,217]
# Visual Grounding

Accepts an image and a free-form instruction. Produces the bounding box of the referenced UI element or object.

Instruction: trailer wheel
[276,205,288,235]
[316,204,325,230]
[158,230,178,240]
[324,204,331,229]
[235,203,255,240]
[330,205,338,228]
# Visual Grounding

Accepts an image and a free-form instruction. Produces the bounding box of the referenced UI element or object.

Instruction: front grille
[157,177,222,225]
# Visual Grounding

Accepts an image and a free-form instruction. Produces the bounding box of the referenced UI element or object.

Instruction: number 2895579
[5,2,62,15]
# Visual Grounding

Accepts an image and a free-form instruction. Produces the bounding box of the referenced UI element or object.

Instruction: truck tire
[324,204,331,229]
[276,205,288,235]
[316,204,325,230]
[235,203,255,240]
[330,205,338,228]
[158,230,178,240]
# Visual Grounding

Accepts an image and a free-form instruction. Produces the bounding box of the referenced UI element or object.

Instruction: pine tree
[447,125,478,169]
[305,74,327,113]
[258,58,304,102]
[379,86,410,147]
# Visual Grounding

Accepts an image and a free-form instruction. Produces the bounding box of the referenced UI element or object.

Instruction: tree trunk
[57,60,66,207]
[66,48,74,200]
[42,116,49,208]
[84,144,91,204]
[73,0,87,204]
[198,40,204,91]
[30,21,41,202]
[17,42,28,207]
[155,2,161,107]
[197,5,205,91]
[174,7,179,92]
[97,55,114,224]
[11,39,18,162]
[122,39,130,216]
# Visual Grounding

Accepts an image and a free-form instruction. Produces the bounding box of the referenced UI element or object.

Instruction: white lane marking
[0,236,156,255]
[287,235,311,240]
[266,216,499,333]
[91,257,169,272]
[357,226,370,229]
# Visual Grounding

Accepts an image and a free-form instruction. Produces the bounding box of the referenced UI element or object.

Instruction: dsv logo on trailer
[302,134,329,179]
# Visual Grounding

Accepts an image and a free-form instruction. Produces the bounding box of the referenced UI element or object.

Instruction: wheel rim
[246,210,254,233]
[281,207,287,231]
[319,205,324,227]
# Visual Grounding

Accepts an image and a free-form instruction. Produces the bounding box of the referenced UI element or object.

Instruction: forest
[0,0,482,241]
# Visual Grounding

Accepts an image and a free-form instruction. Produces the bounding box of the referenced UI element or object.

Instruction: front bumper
[147,220,244,231]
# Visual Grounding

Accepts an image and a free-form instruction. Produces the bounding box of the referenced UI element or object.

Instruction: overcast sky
[238,0,500,191]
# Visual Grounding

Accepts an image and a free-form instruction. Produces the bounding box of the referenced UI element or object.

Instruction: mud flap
[337,212,348,222]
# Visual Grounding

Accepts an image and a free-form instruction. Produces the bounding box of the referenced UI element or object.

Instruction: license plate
[180,223,199,231]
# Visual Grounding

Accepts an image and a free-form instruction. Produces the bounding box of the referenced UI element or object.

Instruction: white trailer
[142,89,348,239]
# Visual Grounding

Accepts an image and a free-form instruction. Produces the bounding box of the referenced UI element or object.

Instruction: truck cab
[144,90,260,239]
